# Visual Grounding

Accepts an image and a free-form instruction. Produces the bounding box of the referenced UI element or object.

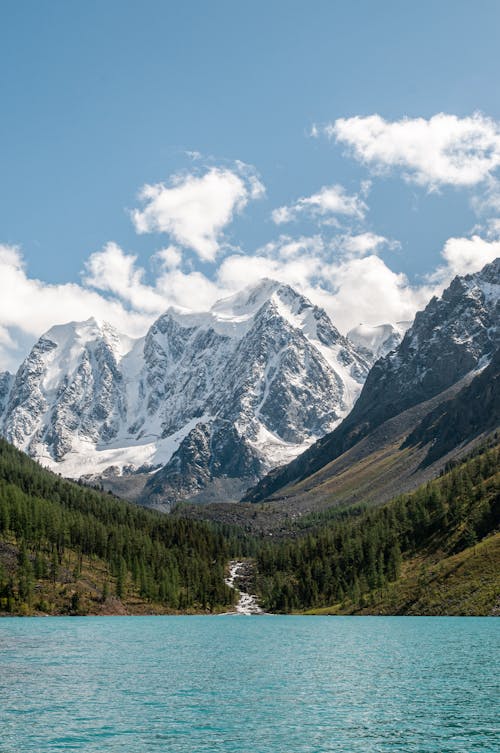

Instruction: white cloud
[257,235,325,260]
[215,238,428,333]
[155,245,182,270]
[272,183,367,225]
[83,242,165,312]
[3,124,500,374]
[0,325,15,349]
[335,232,399,258]
[470,177,500,217]
[3,227,498,373]
[433,234,500,280]
[0,237,429,371]
[0,244,153,371]
[132,165,264,261]
[319,113,500,190]
[323,255,431,331]
[484,218,500,238]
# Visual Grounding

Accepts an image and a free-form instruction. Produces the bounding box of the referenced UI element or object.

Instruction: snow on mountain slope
[347,321,411,359]
[2,319,133,461]
[0,372,13,421]
[0,280,373,504]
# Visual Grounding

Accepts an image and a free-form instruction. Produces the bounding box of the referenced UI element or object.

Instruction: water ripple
[0,616,498,752]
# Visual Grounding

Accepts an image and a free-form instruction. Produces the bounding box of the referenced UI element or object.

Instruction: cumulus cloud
[0,238,425,371]
[215,245,428,333]
[83,242,165,312]
[470,177,500,217]
[318,113,500,190]
[2,223,498,373]
[132,164,264,261]
[0,244,154,371]
[430,233,500,281]
[335,232,399,258]
[3,125,500,374]
[272,183,367,225]
[155,245,182,270]
[323,255,431,331]
[257,235,325,260]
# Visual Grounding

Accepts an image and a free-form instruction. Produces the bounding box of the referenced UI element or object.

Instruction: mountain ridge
[0,279,373,507]
[243,259,500,504]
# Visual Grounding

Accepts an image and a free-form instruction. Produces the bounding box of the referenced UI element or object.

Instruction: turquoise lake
[0,616,498,752]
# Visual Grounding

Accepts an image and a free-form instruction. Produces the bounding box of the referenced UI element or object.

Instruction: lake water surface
[0,616,498,752]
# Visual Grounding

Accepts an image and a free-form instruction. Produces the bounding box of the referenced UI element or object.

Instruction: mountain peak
[347,321,411,358]
[155,279,319,340]
[210,278,302,320]
[39,318,134,360]
[44,317,103,343]
[471,256,500,281]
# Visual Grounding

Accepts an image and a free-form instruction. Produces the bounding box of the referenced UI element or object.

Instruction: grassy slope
[297,441,500,616]
[261,397,495,515]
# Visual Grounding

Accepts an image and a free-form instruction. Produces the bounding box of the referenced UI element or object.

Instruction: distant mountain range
[0,279,374,507]
[1,260,498,515]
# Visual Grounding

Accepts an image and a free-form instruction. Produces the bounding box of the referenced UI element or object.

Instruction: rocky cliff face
[404,347,500,465]
[0,279,373,505]
[244,259,500,502]
[0,372,13,420]
[1,320,129,462]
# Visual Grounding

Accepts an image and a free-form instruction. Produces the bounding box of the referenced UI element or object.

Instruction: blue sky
[1,1,500,369]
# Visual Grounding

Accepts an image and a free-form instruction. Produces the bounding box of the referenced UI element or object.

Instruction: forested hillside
[255,438,500,614]
[1,433,498,617]
[0,439,240,615]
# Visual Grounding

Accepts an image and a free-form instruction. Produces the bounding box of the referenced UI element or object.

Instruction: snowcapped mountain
[245,258,500,503]
[0,372,13,419]
[347,321,411,359]
[0,279,373,506]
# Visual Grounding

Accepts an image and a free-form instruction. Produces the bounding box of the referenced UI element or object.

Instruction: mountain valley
[0,260,498,616]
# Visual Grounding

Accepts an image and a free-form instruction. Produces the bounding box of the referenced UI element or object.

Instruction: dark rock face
[244,259,500,503]
[142,314,232,433]
[352,260,499,433]
[404,348,500,465]
[143,420,264,507]
[208,301,348,440]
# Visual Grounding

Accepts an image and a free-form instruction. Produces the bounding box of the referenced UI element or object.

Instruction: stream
[224,560,263,615]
